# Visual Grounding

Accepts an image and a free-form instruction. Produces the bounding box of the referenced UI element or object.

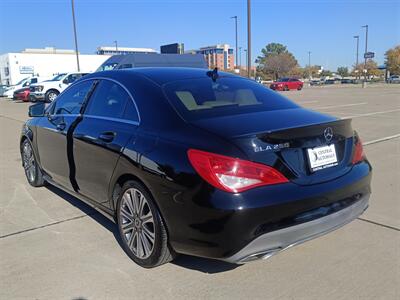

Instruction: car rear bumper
[165,161,372,261]
[224,193,369,263]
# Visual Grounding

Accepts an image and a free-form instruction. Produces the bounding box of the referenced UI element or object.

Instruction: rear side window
[163,77,298,121]
[85,80,138,121]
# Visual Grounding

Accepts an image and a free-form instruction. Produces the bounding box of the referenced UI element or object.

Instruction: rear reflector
[352,135,365,164]
[187,149,289,193]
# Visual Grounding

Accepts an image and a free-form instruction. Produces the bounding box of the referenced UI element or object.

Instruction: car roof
[86,67,238,86]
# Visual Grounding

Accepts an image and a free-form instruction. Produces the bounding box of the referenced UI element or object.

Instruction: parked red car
[13,87,30,102]
[270,78,303,91]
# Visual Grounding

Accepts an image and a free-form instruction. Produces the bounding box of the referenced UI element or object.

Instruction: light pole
[71,0,80,71]
[308,51,311,79]
[114,40,118,52]
[239,47,242,70]
[244,49,248,75]
[231,16,238,68]
[247,0,251,78]
[362,25,368,87]
[353,35,359,79]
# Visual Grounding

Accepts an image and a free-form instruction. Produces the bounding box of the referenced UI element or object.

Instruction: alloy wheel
[48,92,57,101]
[22,141,36,183]
[119,188,155,259]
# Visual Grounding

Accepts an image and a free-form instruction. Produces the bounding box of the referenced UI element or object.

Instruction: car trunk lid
[191,108,355,185]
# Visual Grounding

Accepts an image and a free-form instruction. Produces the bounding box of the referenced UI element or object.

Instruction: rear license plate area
[307,144,338,172]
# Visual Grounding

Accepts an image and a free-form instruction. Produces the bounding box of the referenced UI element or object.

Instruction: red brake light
[187,149,289,193]
[352,136,365,164]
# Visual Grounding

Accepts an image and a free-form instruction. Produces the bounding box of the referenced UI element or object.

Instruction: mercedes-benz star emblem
[324,127,334,142]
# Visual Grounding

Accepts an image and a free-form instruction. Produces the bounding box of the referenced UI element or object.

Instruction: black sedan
[20,68,372,268]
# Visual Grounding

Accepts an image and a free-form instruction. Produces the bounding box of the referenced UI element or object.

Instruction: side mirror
[29,103,45,117]
[62,78,69,84]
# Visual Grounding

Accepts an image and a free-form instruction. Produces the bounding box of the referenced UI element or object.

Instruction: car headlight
[35,86,44,92]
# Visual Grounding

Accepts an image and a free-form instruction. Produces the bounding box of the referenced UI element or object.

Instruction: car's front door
[73,79,140,208]
[35,80,95,190]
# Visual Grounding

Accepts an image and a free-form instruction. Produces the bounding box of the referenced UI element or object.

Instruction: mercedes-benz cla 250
[21,68,371,268]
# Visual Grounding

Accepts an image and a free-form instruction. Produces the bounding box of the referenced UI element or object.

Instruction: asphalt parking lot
[0,84,399,299]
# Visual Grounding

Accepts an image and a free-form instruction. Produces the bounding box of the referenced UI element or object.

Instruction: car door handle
[98,131,116,143]
[56,123,66,131]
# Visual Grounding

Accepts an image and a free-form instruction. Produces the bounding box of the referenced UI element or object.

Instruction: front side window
[52,80,93,115]
[85,80,137,120]
[163,77,298,121]
[50,73,67,81]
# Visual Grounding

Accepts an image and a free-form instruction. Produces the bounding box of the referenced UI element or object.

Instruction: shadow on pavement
[45,184,240,274]
[172,255,239,273]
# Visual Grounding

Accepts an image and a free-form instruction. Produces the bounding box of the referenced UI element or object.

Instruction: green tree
[385,45,400,75]
[352,60,382,77]
[337,66,349,77]
[256,43,298,80]
[303,65,321,78]
[320,70,333,77]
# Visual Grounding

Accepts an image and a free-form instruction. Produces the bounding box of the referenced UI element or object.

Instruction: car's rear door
[35,80,95,190]
[288,79,296,89]
[73,79,139,208]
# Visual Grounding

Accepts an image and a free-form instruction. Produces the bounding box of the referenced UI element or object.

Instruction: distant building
[0,48,109,85]
[21,47,77,55]
[194,44,234,70]
[160,43,184,54]
[96,46,157,55]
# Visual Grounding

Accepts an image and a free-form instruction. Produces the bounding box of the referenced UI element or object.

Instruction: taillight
[187,149,289,193]
[352,135,365,164]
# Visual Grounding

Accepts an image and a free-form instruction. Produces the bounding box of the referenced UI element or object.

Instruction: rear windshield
[163,77,298,121]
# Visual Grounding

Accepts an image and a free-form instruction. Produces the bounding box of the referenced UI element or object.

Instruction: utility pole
[353,35,359,79]
[308,51,311,79]
[239,47,242,70]
[362,25,368,87]
[231,16,238,68]
[247,0,251,78]
[114,40,118,52]
[244,49,248,75]
[71,0,80,72]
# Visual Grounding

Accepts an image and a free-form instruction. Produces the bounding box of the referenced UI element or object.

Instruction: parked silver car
[387,75,400,84]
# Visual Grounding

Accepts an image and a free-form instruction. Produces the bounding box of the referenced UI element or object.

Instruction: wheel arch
[110,172,174,247]
[46,88,60,94]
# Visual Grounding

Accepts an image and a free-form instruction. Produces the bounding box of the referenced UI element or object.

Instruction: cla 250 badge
[254,142,290,153]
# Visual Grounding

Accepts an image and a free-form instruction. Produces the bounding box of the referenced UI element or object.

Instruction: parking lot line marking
[363,134,400,146]
[342,108,400,119]
[298,100,319,104]
[313,102,368,110]
[0,213,94,239]
[357,217,400,231]
[0,114,25,124]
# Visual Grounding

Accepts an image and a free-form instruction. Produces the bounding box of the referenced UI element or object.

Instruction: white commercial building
[0,47,110,85]
[96,46,157,55]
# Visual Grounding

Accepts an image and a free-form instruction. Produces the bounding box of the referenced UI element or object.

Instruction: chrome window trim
[83,115,139,126]
[49,77,141,125]
[78,76,141,124]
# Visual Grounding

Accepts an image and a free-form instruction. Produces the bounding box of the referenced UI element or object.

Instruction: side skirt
[43,174,116,223]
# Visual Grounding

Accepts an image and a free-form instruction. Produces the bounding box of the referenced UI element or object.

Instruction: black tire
[284,85,289,91]
[45,90,59,102]
[297,85,303,90]
[21,139,45,187]
[116,180,175,268]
